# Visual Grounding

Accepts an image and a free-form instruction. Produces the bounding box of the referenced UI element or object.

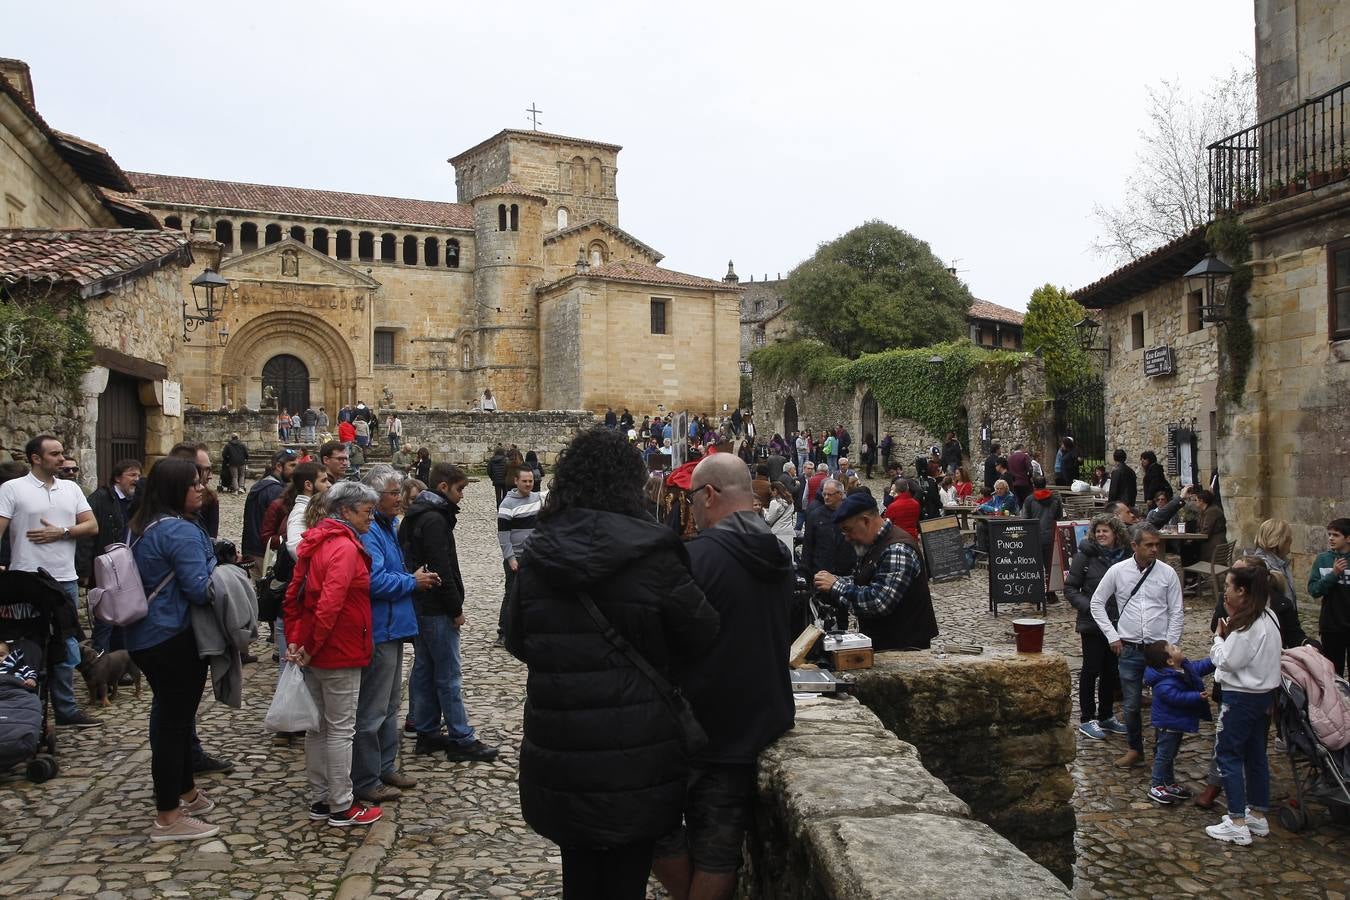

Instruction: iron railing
[1208,79,1350,213]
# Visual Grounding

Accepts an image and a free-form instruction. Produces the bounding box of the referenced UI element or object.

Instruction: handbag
[576,590,708,756]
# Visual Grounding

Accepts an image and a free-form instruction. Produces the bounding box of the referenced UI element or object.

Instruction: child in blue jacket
[1143,640,1214,805]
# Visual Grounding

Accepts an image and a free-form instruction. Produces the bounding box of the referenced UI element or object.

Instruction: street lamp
[184,267,229,345]
[1182,253,1234,323]
[1073,316,1110,366]
[928,354,944,370]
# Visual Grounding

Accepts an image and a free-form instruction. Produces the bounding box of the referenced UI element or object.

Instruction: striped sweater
[498,488,545,563]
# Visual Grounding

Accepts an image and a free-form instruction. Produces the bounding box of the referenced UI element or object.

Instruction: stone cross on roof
[526,103,542,130]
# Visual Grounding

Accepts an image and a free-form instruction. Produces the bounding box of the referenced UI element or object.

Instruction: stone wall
[746,694,1071,899]
[751,356,1052,470]
[848,650,1076,884]
[185,409,597,468]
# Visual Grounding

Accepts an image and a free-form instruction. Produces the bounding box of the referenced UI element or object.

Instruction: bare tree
[1093,64,1255,263]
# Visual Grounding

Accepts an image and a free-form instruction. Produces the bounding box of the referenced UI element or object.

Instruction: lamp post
[1182,253,1234,323]
[1073,315,1110,367]
[928,354,944,372]
[184,267,229,345]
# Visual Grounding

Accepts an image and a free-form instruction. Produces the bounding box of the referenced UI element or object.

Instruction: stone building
[1074,0,1350,571]
[0,60,188,486]
[128,129,743,417]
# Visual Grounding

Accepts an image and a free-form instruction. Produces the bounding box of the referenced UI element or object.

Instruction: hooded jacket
[1022,488,1063,547]
[684,511,795,764]
[504,506,719,849]
[282,517,373,670]
[361,512,419,644]
[1144,658,1215,733]
[398,491,465,618]
[1065,538,1128,635]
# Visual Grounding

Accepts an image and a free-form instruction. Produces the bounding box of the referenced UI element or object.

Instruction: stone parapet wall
[848,649,1076,884]
[185,409,597,468]
[747,695,1070,899]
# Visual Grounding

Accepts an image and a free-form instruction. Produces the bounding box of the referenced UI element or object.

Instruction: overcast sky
[9,0,1253,309]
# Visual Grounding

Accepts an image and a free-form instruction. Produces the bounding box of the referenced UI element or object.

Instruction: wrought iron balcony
[1208,79,1350,214]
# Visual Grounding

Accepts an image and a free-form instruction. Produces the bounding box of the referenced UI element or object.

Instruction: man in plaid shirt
[813,491,938,650]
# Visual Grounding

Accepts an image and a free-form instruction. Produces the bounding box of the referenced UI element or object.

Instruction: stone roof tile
[585,260,741,291]
[0,228,192,296]
[968,298,1025,326]
[471,181,550,202]
[127,172,474,230]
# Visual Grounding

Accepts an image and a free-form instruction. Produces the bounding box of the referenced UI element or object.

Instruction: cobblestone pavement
[1,483,1346,898]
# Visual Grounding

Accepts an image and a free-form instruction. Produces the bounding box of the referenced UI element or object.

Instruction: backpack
[86,519,172,626]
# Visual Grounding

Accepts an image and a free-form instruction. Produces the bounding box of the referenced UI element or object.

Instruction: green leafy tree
[1023,284,1092,391]
[784,220,972,357]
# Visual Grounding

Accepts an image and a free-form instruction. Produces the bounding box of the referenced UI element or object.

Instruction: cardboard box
[828,648,874,671]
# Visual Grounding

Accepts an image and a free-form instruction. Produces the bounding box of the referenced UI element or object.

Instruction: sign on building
[162,381,182,417]
[1144,346,1176,378]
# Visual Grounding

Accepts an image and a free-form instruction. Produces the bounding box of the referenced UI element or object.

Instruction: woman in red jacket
[283,480,381,827]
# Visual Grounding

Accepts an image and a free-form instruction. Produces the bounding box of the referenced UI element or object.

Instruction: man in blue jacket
[354,466,438,803]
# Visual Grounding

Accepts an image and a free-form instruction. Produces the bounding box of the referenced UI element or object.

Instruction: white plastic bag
[263,664,320,733]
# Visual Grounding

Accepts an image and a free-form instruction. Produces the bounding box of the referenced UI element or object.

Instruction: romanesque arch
[221,310,358,414]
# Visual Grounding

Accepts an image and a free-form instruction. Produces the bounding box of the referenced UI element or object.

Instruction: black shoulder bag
[1114,561,1156,626]
[576,590,708,756]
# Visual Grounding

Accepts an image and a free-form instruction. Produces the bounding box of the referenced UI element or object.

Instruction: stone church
[129,130,744,417]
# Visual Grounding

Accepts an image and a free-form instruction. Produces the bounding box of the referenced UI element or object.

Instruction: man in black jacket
[242,449,295,568]
[983,442,1003,494]
[486,446,508,505]
[398,463,497,762]
[1107,448,1137,507]
[77,458,141,652]
[1140,450,1172,503]
[222,434,249,494]
[654,453,793,900]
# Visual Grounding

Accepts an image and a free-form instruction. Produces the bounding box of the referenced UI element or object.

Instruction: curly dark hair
[541,427,647,521]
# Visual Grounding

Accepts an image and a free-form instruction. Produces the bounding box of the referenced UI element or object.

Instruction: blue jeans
[411,614,476,746]
[352,640,404,792]
[1215,688,1274,816]
[1117,644,1147,752]
[1151,729,1183,787]
[51,581,81,720]
[827,454,839,474]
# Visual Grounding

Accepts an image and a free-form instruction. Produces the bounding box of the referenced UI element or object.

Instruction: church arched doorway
[860,391,879,448]
[263,354,310,414]
[783,395,798,437]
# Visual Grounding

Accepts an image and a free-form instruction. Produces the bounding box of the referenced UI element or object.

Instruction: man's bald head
[690,453,753,530]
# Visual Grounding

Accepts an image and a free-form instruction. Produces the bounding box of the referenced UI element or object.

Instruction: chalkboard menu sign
[987,518,1045,614]
[920,517,970,582]
[1144,346,1176,377]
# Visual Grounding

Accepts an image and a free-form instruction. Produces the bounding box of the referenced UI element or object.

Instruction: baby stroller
[0,569,69,783]
[1272,670,1350,832]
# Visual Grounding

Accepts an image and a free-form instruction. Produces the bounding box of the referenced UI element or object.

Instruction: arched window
[422,236,438,267]
[446,239,460,268]
[509,204,519,231]
[357,231,374,261]
[461,334,473,369]
[589,157,602,194]
[497,204,507,232]
[404,235,419,266]
[312,227,330,254]
[556,207,569,230]
[265,223,282,245]
[289,225,305,243]
[570,156,586,194]
[164,215,182,230]
[380,233,396,262]
[336,229,352,260]
[239,222,259,252]
[214,220,234,251]
[588,240,608,268]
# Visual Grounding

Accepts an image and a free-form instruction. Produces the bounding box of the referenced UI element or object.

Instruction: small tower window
[446,239,460,268]
[265,223,283,245]
[373,329,396,365]
[557,207,569,230]
[289,225,306,243]
[461,335,473,369]
[312,228,330,254]
[404,235,419,266]
[423,236,438,267]
[651,298,669,335]
[509,204,519,232]
[239,222,259,252]
[498,204,507,232]
[336,230,352,260]
[381,233,397,262]
[358,231,375,262]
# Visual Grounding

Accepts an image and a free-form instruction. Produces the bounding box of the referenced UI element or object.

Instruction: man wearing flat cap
[813,491,938,651]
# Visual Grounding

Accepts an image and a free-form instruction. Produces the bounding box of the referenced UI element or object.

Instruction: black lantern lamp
[185,268,229,344]
[1183,253,1234,323]
[928,354,944,369]
[1073,316,1110,365]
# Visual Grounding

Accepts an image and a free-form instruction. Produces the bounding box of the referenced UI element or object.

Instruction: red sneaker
[328,802,382,827]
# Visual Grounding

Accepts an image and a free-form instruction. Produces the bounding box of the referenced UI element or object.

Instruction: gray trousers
[351,641,404,794]
[302,666,361,811]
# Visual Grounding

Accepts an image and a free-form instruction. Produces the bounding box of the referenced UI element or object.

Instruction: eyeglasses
[59,467,79,474]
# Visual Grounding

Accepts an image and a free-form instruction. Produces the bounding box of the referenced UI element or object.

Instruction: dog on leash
[77,642,142,706]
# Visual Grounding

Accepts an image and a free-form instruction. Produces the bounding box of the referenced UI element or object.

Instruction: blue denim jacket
[361,513,419,644]
[125,516,216,652]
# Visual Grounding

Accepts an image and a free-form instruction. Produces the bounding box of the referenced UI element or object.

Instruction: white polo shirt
[0,472,91,582]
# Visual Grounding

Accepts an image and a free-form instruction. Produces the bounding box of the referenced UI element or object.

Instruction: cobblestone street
[1,484,1347,898]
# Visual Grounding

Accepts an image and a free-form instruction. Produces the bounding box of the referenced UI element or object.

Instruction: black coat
[505,507,719,849]
[1107,463,1138,507]
[223,439,249,465]
[486,452,508,488]
[1065,539,1127,634]
[398,491,465,618]
[1141,462,1172,503]
[1022,491,1063,553]
[76,485,131,580]
[983,454,1001,493]
[798,502,855,578]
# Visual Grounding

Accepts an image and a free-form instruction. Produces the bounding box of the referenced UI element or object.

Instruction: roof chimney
[0,58,35,106]
[723,260,739,284]
[947,267,958,277]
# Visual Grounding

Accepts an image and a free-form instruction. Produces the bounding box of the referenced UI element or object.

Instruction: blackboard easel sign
[920,517,971,582]
[987,518,1045,615]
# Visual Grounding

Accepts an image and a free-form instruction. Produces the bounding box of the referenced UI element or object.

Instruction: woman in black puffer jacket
[505,428,719,900]
[1065,513,1131,741]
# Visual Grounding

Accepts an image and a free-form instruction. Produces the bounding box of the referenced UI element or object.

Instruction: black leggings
[560,843,654,900]
[131,627,208,812]
[1079,630,1119,723]
[1321,629,1350,678]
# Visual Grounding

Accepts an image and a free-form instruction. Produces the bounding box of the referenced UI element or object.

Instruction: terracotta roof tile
[127,172,474,230]
[1072,226,1209,308]
[584,260,741,291]
[543,218,662,262]
[471,182,549,202]
[0,229,191,297]
[968,298,1024,326]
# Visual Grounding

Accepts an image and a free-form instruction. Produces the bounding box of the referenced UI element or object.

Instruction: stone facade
[746,689,1071,898]
[185,409,596,469]
[1254,0,1350,120]
[451,131,620,226]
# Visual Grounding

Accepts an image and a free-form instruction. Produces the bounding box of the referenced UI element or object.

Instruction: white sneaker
[1205,815,1252,846]
[1245,809,1270,837]
[149,814,220,842]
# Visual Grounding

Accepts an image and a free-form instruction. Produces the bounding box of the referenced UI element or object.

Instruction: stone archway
[783,395,798,437]
[221,310,357,414]
[860,391,879,448]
